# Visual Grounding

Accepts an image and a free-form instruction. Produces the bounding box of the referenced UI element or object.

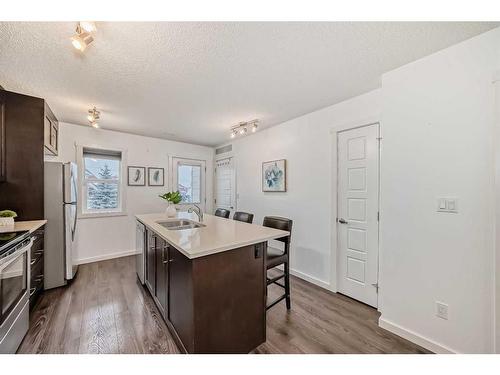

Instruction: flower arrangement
[159,191,181,217]
[159,191,182,204]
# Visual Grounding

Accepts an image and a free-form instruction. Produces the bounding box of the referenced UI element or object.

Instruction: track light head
[71,32,94,52]
[79,21,96,33]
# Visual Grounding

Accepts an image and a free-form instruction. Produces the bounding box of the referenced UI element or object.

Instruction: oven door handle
[0,238,33,271]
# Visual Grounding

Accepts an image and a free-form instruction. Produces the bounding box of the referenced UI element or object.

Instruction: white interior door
[172,157,206,211]
[337,123,379,307]
[215,157,236,213]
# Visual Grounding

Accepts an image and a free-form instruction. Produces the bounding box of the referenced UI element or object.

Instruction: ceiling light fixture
[79,21,97,33]
[71,22,96,52]
[230,120,258,139]
[87,107,101,129]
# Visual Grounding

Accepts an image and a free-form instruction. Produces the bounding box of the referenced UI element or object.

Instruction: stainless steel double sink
[157,219,205,231]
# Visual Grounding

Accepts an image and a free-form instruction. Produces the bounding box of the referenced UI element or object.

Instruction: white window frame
[76,145,128,219]
[170,156,206,211]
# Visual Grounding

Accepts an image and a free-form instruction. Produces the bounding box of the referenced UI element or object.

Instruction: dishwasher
[135,221,146,285]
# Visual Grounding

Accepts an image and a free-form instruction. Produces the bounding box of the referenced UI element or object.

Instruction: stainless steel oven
[0,233,32,353]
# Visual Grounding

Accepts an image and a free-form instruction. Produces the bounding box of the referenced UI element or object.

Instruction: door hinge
[377,212,380,221]
[376,137,383,141]
[372,283,379,293]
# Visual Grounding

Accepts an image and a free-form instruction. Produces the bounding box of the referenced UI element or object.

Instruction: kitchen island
[135,212,290,354]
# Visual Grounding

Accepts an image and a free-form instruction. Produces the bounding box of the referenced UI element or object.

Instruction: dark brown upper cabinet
[44,103,58,156]
[0,89,58,219]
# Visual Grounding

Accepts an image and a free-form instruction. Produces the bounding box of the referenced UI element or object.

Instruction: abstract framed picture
[148,167,165,186]
[262,159,286,192]
[128,166,146,186]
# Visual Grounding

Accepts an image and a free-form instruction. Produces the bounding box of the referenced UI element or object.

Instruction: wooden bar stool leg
[285,261,291,310]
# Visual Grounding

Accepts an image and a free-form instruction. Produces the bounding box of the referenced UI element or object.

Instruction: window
[172,157,206,210]
[80,147,125,216]
[178,164,201,204]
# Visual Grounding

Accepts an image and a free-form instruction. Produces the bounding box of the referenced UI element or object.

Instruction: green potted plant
[0,210,17,227]
[159,191,181,217]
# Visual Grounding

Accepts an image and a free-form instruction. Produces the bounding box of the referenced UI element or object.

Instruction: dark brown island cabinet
[144,228,267,354]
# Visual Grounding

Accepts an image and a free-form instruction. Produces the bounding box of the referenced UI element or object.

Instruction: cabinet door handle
[162,245,169,264]
[30,259,36,266]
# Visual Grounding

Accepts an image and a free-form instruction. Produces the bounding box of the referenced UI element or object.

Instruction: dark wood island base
[144,228,267,353]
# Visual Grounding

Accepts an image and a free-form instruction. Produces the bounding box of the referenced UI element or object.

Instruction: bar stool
[233,211,254,224]
[263,216,293,311]
[214,208,230,218]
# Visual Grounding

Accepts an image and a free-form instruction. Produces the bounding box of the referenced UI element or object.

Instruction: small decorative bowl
[0,217,15,227]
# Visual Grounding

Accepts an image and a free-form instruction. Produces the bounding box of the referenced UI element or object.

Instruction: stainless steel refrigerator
[44,162,78,289]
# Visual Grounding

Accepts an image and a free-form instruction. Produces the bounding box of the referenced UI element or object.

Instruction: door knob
[338,218,348,224]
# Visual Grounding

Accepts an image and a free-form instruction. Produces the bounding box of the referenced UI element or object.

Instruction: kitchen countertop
[0,220,47,234]
[136,212,289,259]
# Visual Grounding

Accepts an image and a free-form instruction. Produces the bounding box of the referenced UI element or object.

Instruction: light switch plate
[446,199,458,212]
[437,197,458,213]
[436,301,449,320]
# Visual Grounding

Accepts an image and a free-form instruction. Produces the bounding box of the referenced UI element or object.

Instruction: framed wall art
[262,159,286,192]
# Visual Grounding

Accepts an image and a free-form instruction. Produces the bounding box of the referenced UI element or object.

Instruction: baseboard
[378,317,457,354]
[75,249,139,265]
[290,268,332,291]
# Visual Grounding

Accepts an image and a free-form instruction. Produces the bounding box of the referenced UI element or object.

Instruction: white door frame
[493,69,500,353]
[214,155,237,213]
[330,117,381,309]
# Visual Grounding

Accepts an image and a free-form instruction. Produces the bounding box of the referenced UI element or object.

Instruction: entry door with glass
[215,157,236,212]
[171,157,206,211]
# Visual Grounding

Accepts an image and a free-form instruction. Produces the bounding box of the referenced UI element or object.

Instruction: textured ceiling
[0,22,498,146]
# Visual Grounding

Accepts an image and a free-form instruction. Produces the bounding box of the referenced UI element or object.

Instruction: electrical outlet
[436,301,448,320]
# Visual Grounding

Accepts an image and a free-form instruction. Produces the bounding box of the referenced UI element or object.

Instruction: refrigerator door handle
[72,204,77,241]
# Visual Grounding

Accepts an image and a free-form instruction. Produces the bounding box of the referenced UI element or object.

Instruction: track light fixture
[87,107,100,128]
[230,120,259,139]
[71,22,96,52]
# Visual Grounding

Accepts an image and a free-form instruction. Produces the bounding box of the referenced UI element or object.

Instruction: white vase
[165,203,177,218]
[0,217,14,227]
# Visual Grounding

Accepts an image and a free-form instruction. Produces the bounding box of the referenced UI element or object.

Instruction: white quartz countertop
[135,212,290,259]
[0,220,47,234]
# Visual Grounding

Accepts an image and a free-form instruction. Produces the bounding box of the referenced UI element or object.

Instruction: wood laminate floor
[18,256,430,354]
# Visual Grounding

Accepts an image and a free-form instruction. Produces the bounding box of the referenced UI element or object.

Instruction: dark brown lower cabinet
[30,227,45,310]
[141,223,267,353]
[145,230,156,295]
[154,237,168,317]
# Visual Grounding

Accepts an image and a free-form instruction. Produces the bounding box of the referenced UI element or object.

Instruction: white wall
[48,122,214,264]
[225,90,381,288]
[379,28,500,353]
